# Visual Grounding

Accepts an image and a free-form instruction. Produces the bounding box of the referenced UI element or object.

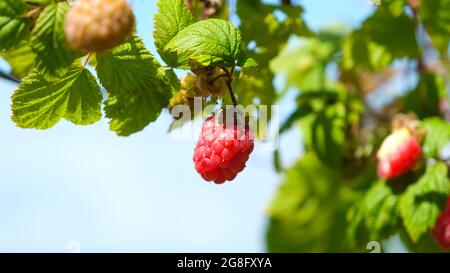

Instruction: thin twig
[220,67,238,106]
[83,52,92,67]
[409,2,427,74]
[19,7,42,18]
[226,80,238,106]
[0,70,21,84]
[209,73,228,84]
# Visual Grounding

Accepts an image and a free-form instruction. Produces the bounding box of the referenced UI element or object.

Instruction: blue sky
[0,0,373,252]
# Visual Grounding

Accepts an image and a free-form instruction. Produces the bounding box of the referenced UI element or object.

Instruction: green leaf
[348,181,399,243]
[0,40,35,78]
[0,0,30,50]
[279,104,314,135]
[404,73,445,118]
[362,8,418,59]
[164,19,242,67]
[154,0,194,66]
[11,64,102,129]
[399,162,450,242]
[270,37,336,91]
[30,2,81,77]
[104,91,167,137]
[342,7,418,71]
[26,0,53,5]
[273,104,314,172]
[237,0,312,50]
[399,229,444,253]
[420,0,450,54]
[342,32,393,71]
[96,36,171,136]
[311,106,345,169]
[237,50,258,75]
[267,153,356,252]
[229,67,276,109]
[421,118,450,158]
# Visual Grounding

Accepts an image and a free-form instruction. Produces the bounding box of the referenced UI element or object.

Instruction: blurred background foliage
[229,0,450,252]
[1,0,449,252]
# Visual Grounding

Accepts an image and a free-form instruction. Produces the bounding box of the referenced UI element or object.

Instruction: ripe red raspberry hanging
[64,0,135,52]
[193,115,254,184]
[432,197,450,250]
[376,127,422,179]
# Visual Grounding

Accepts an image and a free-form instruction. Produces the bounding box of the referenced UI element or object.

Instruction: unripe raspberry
[192,66,228,98]
[432,197,450,250]
[168,90,193,112]
[168,72,227,117]
[65,0,135,52]
[376,127,422,179]
[168,74,199,116]
[195,75,227,98]
[180,74,196,93]
[193,115,254,184]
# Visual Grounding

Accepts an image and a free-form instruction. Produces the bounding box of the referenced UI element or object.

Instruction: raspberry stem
[209,73,228,84]
[220,67,238,107]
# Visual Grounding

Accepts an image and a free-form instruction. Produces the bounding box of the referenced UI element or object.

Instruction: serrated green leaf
[154,0,194,66]
[348,181,399,243]
[96,36,171,136]
[421,118,450,158]
[30,2,81,77]
[399,162,450,242]
[11,64,102,129]
[0,0,30,50]
[0,39,35,78]
[104,91,167,137]
[164,19,241,67]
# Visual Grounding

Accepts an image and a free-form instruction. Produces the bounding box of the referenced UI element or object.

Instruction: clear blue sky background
[0,0,373,252]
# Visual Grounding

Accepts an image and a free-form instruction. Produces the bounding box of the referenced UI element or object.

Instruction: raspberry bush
[0,0,450,252]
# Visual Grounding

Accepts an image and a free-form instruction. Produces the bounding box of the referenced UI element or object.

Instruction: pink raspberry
[432,197,450,250]
[193,116,254,184]
[376,128,422,179]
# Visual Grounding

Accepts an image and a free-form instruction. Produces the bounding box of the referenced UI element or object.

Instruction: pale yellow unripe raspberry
[64,0,135,52]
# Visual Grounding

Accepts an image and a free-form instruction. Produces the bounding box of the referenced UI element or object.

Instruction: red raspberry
[377,128,422,179]
[432,197,450,250]
[193,116,254,184]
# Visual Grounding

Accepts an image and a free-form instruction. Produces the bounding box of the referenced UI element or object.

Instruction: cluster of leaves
[266,0,450,252]
[1,0,256,136]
